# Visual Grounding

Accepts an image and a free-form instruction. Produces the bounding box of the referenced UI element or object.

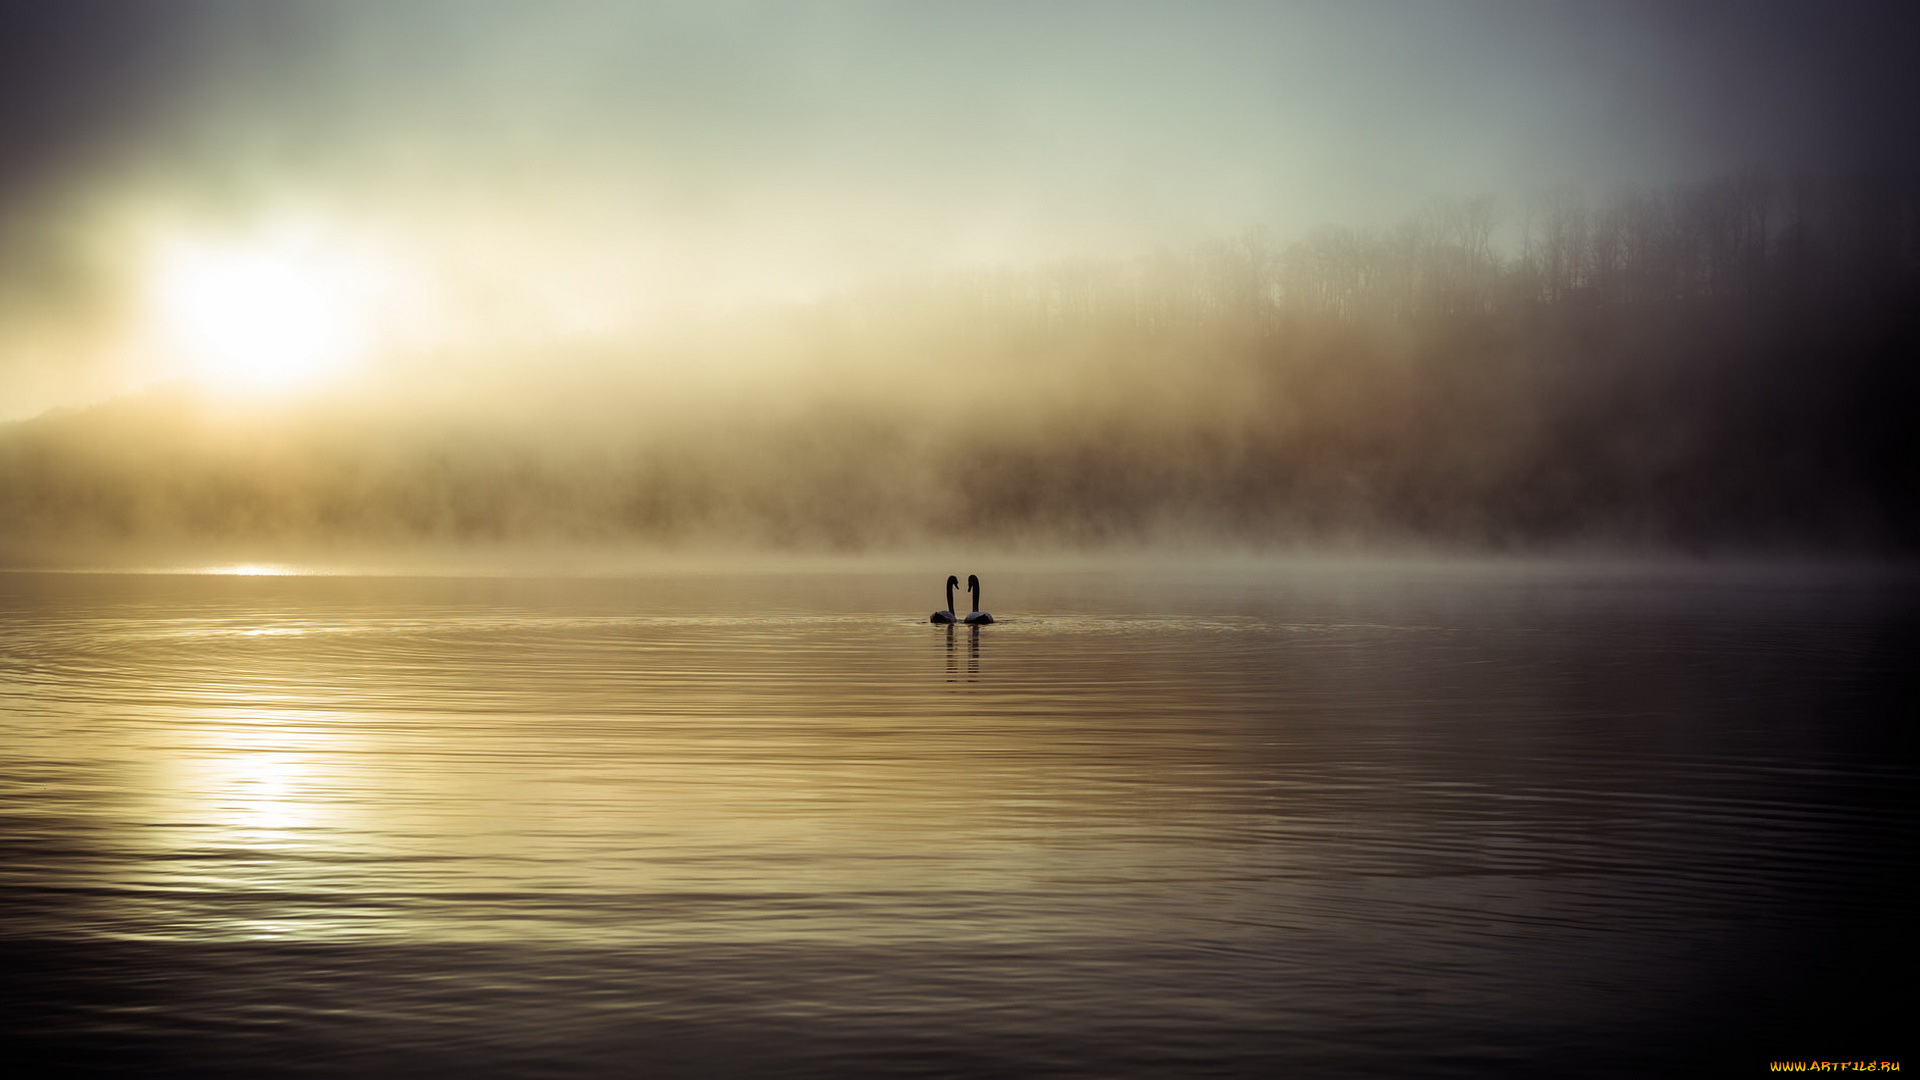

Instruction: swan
[930,575,959,624]
[963,574,994,624]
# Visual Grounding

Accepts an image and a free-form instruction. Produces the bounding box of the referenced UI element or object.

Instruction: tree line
[2,169,1915,557]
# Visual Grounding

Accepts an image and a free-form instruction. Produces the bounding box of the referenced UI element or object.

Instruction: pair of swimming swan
[931,575,994,625]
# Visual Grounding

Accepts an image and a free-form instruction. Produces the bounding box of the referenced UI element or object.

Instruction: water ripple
[0,565,1910,1074]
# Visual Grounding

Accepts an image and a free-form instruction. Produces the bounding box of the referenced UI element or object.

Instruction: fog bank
[5,175,1915,563]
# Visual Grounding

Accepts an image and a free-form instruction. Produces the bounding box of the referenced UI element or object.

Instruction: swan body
[963,574,994,624]
[930,575,959,624]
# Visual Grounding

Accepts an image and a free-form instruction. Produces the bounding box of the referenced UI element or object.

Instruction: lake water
[1,561,1911,1076]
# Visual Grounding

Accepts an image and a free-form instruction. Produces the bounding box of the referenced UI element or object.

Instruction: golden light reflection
[207,751,310,837]
[162,713,343,851]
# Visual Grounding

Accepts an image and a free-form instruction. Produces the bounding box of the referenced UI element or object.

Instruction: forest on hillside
[3,170,1916,556]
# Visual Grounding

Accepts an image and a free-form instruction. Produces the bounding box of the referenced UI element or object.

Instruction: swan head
[966,574,980,592]
[946,575,960,590]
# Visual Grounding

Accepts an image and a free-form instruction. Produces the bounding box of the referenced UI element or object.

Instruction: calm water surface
[1,562,1911,1076]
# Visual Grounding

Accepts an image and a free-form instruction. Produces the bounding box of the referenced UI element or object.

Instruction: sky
[0,0,1915,419]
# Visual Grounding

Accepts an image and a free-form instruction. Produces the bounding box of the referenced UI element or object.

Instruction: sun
[149,226,389,395]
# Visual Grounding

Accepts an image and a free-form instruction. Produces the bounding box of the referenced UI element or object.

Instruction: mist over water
[5,170,1917,560]
[2,4,1916,560]
[3,5,1918,1075]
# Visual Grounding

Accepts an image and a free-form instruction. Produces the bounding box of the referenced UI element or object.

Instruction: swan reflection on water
[944,623,981,683]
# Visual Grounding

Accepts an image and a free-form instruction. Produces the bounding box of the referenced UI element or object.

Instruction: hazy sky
[1,0,1914,418]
